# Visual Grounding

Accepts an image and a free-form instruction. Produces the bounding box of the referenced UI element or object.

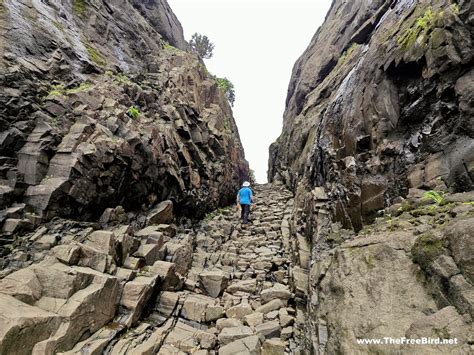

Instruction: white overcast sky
[168,0,332,182]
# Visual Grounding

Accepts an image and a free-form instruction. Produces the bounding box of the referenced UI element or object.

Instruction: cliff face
[269,0,473,230]
[269,0,473,353]
[0,0,248,223]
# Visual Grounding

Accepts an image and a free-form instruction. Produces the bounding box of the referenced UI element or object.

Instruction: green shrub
[189,33,214,59]
[127,106,140,119]
[215,77,235,106]
[422,191,445,205]
[48,84,65,97]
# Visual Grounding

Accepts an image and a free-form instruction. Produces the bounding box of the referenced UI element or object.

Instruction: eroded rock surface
[268,0,473,353]
[269,0,473,230]
[0,0,248,242]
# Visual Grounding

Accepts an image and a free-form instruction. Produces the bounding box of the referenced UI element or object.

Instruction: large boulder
[119,275,159,327]
[146,200,174,225]
[0,294,60,355]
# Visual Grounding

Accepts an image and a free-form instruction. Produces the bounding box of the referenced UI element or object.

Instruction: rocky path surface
[0,184,300,354]
[102,183,298,354]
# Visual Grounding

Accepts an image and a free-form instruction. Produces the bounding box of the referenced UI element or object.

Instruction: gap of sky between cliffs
[168,0,332,183]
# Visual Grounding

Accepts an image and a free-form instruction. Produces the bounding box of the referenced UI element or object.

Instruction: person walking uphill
[237,181,253,224]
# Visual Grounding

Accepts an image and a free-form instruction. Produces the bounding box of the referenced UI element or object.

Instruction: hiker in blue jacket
[237,181,253,224]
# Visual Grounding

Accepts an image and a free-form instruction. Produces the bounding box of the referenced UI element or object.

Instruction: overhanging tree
[190,33,215,59]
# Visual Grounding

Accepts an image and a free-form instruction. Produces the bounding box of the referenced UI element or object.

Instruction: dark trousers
[240,204,250,224]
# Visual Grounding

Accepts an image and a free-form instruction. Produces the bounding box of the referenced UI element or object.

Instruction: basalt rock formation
[0,0,248,227]
[269,0,473,353]
[269,0,473,230]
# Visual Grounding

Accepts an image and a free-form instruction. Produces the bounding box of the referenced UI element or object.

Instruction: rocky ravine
[269,0,473,353]
[0,184,302,354]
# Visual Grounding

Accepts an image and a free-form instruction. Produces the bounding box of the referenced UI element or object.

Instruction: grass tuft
[422,191,445,205]
[127,106,140,119]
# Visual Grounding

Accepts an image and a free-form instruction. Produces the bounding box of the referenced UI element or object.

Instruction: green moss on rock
[411,232,447,270]
[83,41,106,67]
[73,0,87,18]
[335,43,359,70]
[396,4,460,52]
[47,82,92,97]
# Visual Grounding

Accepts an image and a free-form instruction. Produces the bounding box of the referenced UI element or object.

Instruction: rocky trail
[0,0,473,353]
[0,184,303,354]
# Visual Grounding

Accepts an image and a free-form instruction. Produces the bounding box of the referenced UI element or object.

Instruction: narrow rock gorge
[0,0,473,354]
[269,0,473,353]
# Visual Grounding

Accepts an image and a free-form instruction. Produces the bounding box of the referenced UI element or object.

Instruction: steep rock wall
[270,0,473,353]
[0,0,248,223]
[269,0,473,230]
